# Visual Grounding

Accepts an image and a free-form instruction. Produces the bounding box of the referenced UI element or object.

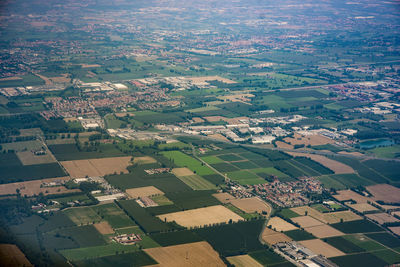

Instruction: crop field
[292,215,322,228]
[149,230,203,247]
[343,234,386,252]
[277,209,301,219]
[299,239,345,258]
[165,190,220,210]
[211,162,239,172]
[366,184,400,203]
[0,177,79,197]
[325,236,365,253]
[150,195,173,206]
[132,156,157,164]
[0,244,33,267]
[333,189,370,203]
[249,250,289,266]
[90,203,135,229]
[61,156,132,178]
[317,176,347,190]
[331,220,384,234]
[290,206,362,224]
[118,200,174,233]
[158,205,243,228]
[72,251,156,267]
[161,151,216,176]
[284,133,334,146]
[49,143,127,161]
[60,243,140,261]
[0,158,66,183]
[176,175,217,190]
[304,225,344,238]
[213,192,236,203]
[288,152,354,174]
[16,150,56,165]
[366,213,400,225]
[267,217,297,232]
[93,221,114,235]
[200,156,224,164]
[331,253,388,267]
[348,203,378,213]
[363,159,400,182]
[194,220,265,256]
[106,171,192,193]
[125,186,164,199]
[227,255,263,267]
[261,227,292,245]
[226,170,266,185]
[366,233,400,249]
[229,197,272,214]
[389,226,400,236]
[327,174,374,188]
[144,241,225,267]
[64,206,103,225]
[56,225,107,247]
[284,229,315,241]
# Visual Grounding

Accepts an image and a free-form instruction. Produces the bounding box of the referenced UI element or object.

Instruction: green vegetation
[161,151,216,176]
[72,251,157,267]
[325,236,365,253]
[194,219,265,256]
[331,220,384,234]
[249,249,292,266]
[284,229,316,241]
[226,170,266,185]
[118,200,175,233]
[175,175,217,190]
[150,230,203,246]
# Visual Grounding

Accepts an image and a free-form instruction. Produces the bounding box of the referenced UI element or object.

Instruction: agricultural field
[125,186,164,199]
[267,217,298,232]
[194,220,265,256]
[261,227,292,245]
[161,151,216,176]
[0,244,33,267]
[93,222,114,235]
[144,241,225,267]
[303,224,344,238]
[61,156,132,178]
[0,177,79,197]
[227,254,263,267]
[172,168,217,190]
[366,184,400,204]
[158,205,243,228]
[299,239,345,258]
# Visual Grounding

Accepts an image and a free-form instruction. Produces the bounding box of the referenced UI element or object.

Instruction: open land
[61,156,132,178]
[299,239,345,258]
[226,255,262,267]
[157,205,243,228]
[144,241,226,267]
[125,186,164,199]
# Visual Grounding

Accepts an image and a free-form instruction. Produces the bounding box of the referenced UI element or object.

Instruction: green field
[176,174,217,190]
[90,203,136,229]
[284,229,315,241]
[200,155,225,164]
[227,170,266,185]
[161,151,216,176]
[56,225,107,247]
[331,220,384,234]
[249,249,290,266]
[150,195,174,206]
[118,200,175,233]
[194,219,265,256]
[72,251,157,267]
[149,230,204,246]
[60,243,140,261]
[325,236,365,253]
[165,190,220,210]
[64,207,103,226]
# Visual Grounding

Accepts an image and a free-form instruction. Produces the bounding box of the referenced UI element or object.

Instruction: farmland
[157,205,243,228]
[61,156,132,178]
[144,241,226,267]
